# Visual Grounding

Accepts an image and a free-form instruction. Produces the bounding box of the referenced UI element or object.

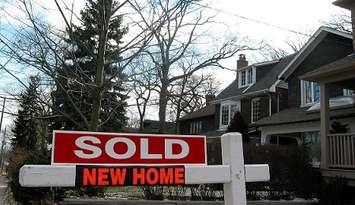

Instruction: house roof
[300,54,355,82]
[178,104,215,121]
[278,27,352,81]
[333,0,354,9]
[215,54,295,102]
[124,120,176,134]
[247,54,296,93]
[253,106,355,127]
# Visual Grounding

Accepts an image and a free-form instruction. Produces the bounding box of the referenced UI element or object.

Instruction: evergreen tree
[8,76,51,204]
[227,111,250,143]
[52,0,128,131]
[11,76,41,149]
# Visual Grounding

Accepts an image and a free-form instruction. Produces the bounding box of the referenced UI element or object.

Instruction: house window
[247,68,253,84]
[220,101,240,130]
[343,89,354,96]
[221,105,229,126]
[251,98,261,123]
[241,70,246,86]
[238,67,255,88]
[301,80,320,106]
[190,121,202,134]
[303,131,320,167]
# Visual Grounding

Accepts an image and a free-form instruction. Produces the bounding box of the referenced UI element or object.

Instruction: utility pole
[0,97,6,174]
[0,127,7,173]
[0,97,5,133]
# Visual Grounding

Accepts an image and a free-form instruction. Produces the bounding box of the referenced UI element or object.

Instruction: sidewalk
[59,199,318,205]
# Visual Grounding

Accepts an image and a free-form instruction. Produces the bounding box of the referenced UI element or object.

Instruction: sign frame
[21,132,270,205]
[51,130,207,166]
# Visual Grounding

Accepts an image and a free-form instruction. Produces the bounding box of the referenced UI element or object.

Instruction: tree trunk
[90,1,110,131]
[158,85,168,133]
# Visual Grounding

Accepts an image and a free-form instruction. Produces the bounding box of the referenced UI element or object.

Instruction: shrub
[206,141,319,200]
[7,148,52,204]
[244,144,319,200]
[319,177,355,205]
[207,137,222,165]
[227,112,250,143]
[141,186,164,200]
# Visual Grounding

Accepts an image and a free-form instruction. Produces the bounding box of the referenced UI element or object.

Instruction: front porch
[301,54,355,183]
[328,133,355,169]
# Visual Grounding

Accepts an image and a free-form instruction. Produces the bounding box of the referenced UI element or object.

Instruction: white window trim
[300,80,319,107]
[251,98,261,123]
[343,89,354,96]
[190,121,203,134]
[238,66,256,88]
[219,100,241,130]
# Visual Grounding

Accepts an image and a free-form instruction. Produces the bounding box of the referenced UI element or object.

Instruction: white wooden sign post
[19,132,269,205]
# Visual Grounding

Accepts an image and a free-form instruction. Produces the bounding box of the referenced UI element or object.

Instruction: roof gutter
[212,89,270,104]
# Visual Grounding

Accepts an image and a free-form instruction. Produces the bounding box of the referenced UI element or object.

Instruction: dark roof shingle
[178,104,215,121]
[215,54,295,101]
[253,106,355,127]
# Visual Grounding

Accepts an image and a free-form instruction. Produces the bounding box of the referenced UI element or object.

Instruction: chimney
[205,94,215,106]
[333,0,355,51]
[237,54,248,69]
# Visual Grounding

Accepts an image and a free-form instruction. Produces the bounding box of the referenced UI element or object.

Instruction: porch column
[320,82,329,169]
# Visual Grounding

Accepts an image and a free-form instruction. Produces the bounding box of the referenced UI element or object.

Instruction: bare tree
[168,73,219,122]
[0,0,155,131]
[130,0,248,132]
[325,14,352,34]
[129,55,159,131]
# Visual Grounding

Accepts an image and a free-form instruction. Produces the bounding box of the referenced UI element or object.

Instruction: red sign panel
[75,166,185,186]
[52,130,206,165]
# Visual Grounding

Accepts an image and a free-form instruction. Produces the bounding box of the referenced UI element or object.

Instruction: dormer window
[238,67,256,88]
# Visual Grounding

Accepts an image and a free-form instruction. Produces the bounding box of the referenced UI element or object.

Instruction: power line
[193,2,312,37]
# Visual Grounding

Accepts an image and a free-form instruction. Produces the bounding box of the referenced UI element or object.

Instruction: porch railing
[328,133,355,169]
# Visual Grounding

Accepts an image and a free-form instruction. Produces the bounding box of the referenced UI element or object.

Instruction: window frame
[238,66,256,88]
[190,121,203,134]
[219,100,241,130]
[343,89,354,96]
[300,80,320,107]
[251,97,261,123]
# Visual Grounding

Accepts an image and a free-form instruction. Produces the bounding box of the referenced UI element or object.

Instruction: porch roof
[254,106,355,127]
[300,54,355,85]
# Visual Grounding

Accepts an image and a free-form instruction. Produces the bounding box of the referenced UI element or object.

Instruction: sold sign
[52,131,206,165]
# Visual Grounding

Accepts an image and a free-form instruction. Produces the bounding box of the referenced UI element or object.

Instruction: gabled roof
[178,104,215,121]
[214,54,295,102]
[278,26,352,81]
[300,54,355,82]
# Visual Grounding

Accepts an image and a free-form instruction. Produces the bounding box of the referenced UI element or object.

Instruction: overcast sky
[0,0,351,125]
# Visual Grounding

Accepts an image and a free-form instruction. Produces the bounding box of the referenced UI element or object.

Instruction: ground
[0,175,8,205]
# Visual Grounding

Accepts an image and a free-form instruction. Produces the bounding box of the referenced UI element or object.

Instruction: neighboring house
[297,0,355,183]
[177,95,223,136]
[178,54,295,142]
[124,120,176,134]
[254,26,354,166]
